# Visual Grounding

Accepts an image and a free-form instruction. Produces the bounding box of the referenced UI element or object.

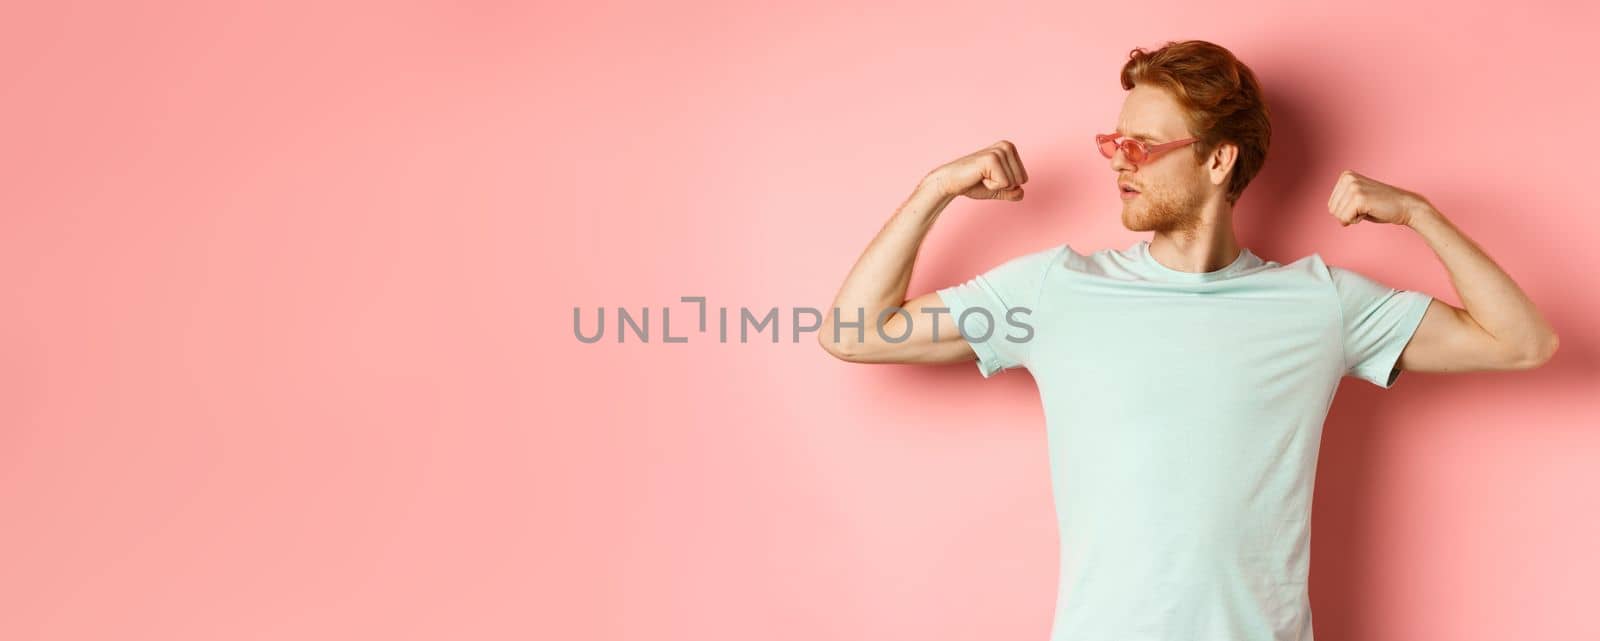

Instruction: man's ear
[1208,141,1238,189]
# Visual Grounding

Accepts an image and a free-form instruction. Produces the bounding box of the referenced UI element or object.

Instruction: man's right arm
[817,140,1030,364]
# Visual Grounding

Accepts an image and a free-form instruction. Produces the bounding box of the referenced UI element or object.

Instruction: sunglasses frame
[1095,132,1200,165]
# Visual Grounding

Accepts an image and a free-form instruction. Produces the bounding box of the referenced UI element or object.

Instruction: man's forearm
[1405,202,1559,359]
[823,180,955,334]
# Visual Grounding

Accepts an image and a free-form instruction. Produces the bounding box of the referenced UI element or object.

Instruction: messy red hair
[1120,40,1271,204]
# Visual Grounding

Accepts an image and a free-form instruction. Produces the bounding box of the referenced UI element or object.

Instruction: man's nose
[1109,147,1136,172]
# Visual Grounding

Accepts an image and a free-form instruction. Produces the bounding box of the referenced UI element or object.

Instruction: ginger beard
[1120,177,1206,236]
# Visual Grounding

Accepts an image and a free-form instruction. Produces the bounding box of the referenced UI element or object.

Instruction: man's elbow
[817,326,870,362]
[1509,332,1560,369]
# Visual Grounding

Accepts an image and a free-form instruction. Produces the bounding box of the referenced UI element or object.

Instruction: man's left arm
[1328,170,1560,372]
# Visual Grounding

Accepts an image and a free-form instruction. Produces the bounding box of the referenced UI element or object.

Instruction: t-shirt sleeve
[935,244,1066,378]
[1330,265,1434,389]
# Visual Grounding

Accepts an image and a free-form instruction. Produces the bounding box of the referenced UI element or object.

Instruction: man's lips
[1119,183,1140,200]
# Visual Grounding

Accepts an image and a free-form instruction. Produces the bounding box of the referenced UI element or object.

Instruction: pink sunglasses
[1095,132,1199,165]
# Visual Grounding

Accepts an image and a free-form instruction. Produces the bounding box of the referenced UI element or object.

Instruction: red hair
[1120,40,1272,204]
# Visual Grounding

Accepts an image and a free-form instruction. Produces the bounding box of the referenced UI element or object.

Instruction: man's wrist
[907,177,958,220]
[1404,198,1443,230]
[917,171,955,198]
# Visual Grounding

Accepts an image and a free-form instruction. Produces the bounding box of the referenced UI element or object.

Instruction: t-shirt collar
[1131,240,1259,283]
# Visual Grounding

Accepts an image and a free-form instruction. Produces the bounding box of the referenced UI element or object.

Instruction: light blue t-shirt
[936,239,1432,641]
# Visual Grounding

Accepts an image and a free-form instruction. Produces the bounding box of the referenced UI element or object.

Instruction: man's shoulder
[1042,242,1131,273]
[989,242,1078,274]
[1258,250,1329,275]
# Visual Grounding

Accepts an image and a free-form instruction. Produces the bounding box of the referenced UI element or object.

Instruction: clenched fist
[1327,170,1431,227]
[923,140,1031,201]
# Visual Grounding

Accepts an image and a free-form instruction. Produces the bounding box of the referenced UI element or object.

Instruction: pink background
[5,2,1598,640]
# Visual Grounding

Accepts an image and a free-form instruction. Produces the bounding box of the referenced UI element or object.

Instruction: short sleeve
[1330,265,1434,389]
[935,244,1067,378]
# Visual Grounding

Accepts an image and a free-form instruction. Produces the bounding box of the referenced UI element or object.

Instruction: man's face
[1110,84,1211,233]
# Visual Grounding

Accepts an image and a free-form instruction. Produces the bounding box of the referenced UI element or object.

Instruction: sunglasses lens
[1097,136,1155,163]
[1124,141,1146,163]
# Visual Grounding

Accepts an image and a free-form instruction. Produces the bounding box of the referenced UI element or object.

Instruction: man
[817,40,1558,641]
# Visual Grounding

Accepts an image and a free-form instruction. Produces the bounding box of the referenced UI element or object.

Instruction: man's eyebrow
[1118,130,1162,141]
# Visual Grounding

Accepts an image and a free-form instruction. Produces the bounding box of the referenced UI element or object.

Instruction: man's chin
[1121,209,1152,232]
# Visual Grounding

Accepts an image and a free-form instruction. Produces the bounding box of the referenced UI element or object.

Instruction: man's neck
[1147,203,1241,273]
